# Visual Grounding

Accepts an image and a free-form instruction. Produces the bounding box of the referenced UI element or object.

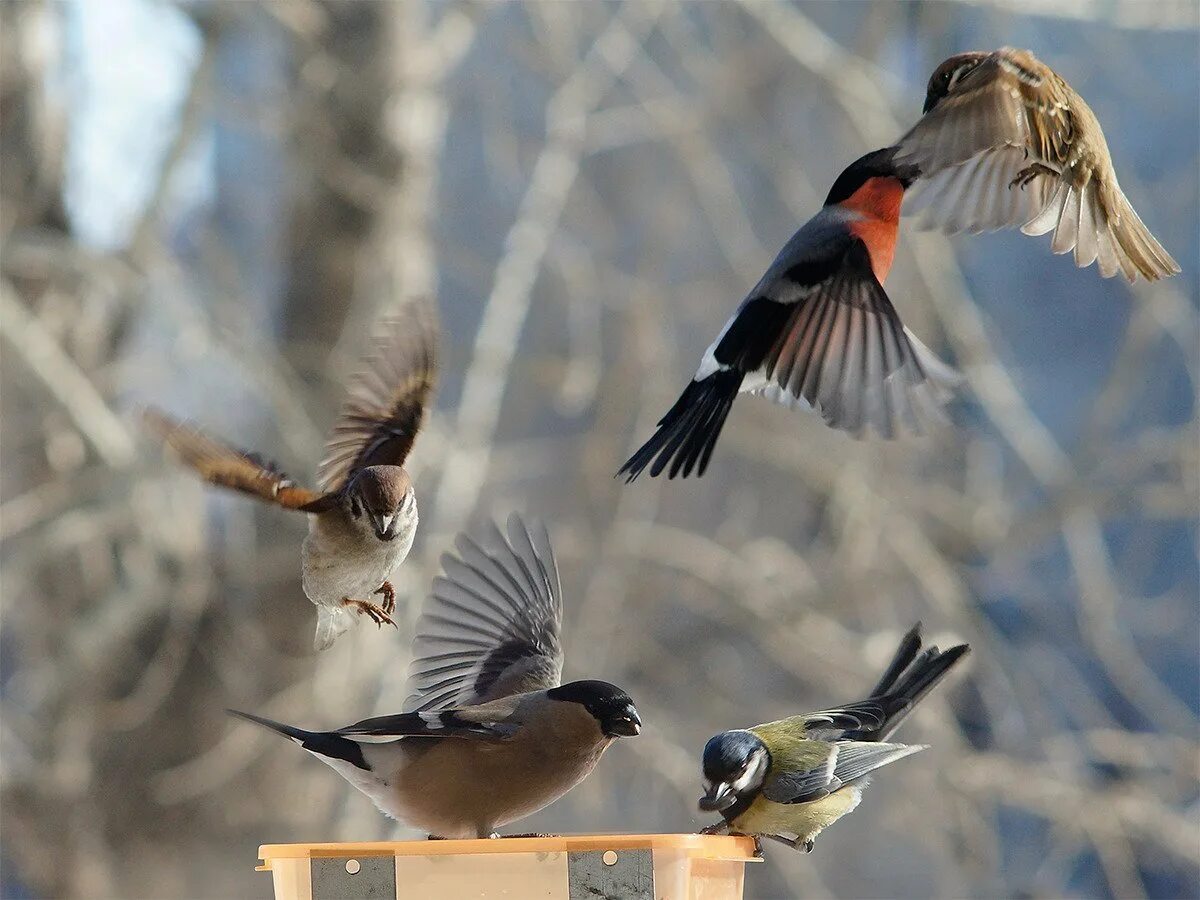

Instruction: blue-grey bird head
[345,466,415,541]
[547,680,641,738]
[699,730,770,812]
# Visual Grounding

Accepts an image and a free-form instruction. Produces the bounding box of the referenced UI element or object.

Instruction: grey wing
[749,241,960,439]
[760,744,838,805]
[761,741,922,804]
[335,706,520,743]
[830,741,925,786]
[403,513,564,712]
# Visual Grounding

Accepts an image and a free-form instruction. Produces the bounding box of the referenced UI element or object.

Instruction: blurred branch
[0,283,135,466]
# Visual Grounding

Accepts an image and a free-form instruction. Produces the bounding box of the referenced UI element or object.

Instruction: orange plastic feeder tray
[257,833,761,899]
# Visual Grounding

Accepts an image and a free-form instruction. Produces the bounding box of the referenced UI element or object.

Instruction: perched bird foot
[374,580,397,615]
[501,832,558,838]
[1009,162,1056,190]
[342,597,396,628]
[802,839,814,853]
[699,822,729,836]
[752,837,765,859]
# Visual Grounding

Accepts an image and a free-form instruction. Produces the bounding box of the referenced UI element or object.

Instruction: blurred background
[2,1,1197,898]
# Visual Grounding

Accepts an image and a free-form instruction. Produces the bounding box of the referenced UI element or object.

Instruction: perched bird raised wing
[618,235,958,481]
[143,408,333,512]
[316,301,439,492]
[896,47,1179,281]
[404,514,564,712]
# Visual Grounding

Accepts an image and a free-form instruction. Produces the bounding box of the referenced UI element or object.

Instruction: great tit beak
[371,513,396,541]
[607,707,641,737]
[699,782,737,812]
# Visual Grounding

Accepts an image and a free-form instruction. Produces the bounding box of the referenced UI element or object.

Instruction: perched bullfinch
[618,148,960,481]
[228,514,641,838]
[698,624,968,855]
[895,48,1179,282]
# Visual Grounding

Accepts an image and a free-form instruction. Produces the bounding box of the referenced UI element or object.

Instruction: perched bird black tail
[855,624,969,742]
[617,370,743,482]
[226,709,369,770]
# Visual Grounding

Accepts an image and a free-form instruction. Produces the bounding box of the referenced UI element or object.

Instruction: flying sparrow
[895,47,1179,282]
[145,303,438,649]
[618,147,960,480]
[229,514,641,838]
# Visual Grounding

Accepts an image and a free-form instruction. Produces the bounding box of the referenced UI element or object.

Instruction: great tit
[229,513,641,838]
[698,624,968,853]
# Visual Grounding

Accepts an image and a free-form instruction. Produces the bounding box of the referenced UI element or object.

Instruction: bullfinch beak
[607,707,642,737]
[699,782,737,812]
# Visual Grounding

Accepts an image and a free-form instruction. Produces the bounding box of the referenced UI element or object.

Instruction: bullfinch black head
[699,730,770,812]
[547,680,641,737]
[823,147,921,207]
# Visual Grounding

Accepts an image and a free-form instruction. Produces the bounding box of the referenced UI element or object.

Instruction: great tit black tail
[856,624,969,742]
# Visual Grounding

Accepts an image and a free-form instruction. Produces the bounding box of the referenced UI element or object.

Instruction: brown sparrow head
[896,47,1179,281]
[343,466,415,542]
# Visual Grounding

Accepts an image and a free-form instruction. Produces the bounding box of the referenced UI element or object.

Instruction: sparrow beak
[371,513,396,541]
[606,707,642,737]
[699,782,737,812]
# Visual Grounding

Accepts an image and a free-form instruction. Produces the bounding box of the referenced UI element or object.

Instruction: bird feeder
[257,833,760,899]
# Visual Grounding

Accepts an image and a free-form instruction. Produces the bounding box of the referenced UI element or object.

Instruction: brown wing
[316,300,439,492]
[899,49,1073,175]
[143,408,332,511]
[898,49,1178,280]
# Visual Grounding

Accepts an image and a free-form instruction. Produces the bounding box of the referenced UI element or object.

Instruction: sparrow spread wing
[897,48,1178,280]
[403,513,564,712]
[316,300,439,492]
[143,408,332,512]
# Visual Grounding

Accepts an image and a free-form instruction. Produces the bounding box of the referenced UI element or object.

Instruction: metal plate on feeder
[567,848,653,900]
[311,855,396,899]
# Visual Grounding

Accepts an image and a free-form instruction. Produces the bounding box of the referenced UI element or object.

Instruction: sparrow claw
[342,597,397,629]
[1009,162,1056,190]
[699,822,729,836]
[373,580,397,615]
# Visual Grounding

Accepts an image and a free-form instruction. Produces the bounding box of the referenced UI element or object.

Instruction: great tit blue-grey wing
[316,300,439,491]
[760,740,921,804]
[404,513,564,712]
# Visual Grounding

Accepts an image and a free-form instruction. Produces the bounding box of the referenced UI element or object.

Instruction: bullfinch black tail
[226,709,370,771]
[617,369,742,481]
